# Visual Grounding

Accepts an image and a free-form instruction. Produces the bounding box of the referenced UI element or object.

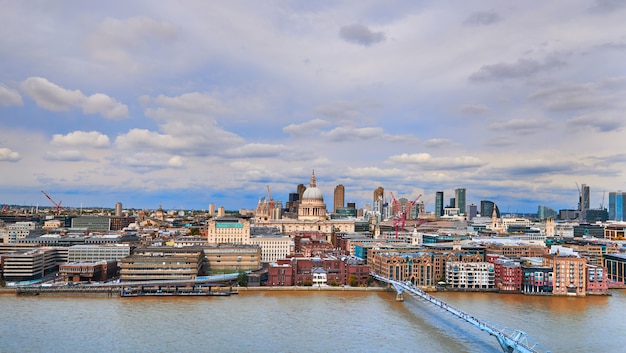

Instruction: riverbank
[236,285,389,292]
[0,285,391,297]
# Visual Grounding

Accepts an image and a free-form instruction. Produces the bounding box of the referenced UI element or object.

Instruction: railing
[371,273,551,353]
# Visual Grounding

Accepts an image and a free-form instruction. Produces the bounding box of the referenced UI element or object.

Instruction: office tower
[297,184,306,199]
[609,192,626,221]
[435,191,444,217]
[209,203,215,216]
[468,204,477,220]
[115,202,122,217]
[373,186,384,216]
[537,205,557,220]
[579,184,590,221]
[455,188,466,215]
[480,200,500,218]
[580,184,590,210]
[333,184,345,213]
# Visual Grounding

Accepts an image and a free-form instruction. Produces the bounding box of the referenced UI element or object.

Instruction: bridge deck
[372,273,550,353]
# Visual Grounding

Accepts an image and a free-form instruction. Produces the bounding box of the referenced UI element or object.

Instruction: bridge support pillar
[395,292,404,301]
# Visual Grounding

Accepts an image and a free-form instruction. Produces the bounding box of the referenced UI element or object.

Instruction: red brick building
[493,258,522,292]
[267,256,369,287]
[586,264,609,295]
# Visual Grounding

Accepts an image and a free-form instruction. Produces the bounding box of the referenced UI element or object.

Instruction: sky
[1,0,626,213]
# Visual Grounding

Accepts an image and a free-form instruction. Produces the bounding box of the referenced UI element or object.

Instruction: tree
[349,275,358,287]
[236,272,248,287]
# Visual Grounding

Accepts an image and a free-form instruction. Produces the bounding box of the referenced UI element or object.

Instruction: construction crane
[601,190,606,209]
[266,185,275,220]
[402,194,423,234]
[390,192,422,238]
[41,190,62,215]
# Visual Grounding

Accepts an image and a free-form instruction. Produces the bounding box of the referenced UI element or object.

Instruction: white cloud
[469,57,566,81]
[567,113,623,132]
[490,118,548,136]
[0,85,23,106]
[20,77,128,119]
[322,126,384,141]
[153,92,230,115]
[44,150,87,162]
[51,131,111,148]
[387,153,486,170]
[83,93,128,119]
[85,16,179,72]
[283,119,331,136]
[20,77,84,112]
[224,143,287,158]
[459,104,490,115]
[423,138,452,148]
[0,148,21,162]
[529,77,626,112]
[116,152,185,171]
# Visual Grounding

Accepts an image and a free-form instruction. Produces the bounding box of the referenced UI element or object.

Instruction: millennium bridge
[371,273,551,353]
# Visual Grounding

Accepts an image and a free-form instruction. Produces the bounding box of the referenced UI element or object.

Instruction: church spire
[310,169,316,187]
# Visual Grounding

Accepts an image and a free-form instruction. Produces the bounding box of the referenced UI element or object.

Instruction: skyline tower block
[609,191,626,222]
[481,200,500,218]
[455,188,466,215]
[334,184,345,213]
[435,191,444,217]
[373,186,384,217]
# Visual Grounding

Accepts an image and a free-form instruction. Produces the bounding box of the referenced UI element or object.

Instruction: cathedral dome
[301,170,324,201]
[302,186,324,201]
[297,170,328,221]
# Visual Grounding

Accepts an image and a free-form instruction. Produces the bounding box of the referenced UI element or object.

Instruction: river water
[0,289,624,352]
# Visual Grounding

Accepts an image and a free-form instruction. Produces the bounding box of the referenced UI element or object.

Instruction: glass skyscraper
[609,192,626,221]
[455,188,466,215]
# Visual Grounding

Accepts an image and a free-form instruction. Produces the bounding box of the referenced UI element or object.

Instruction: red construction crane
[41,190,62,215]
[390,192,422,238]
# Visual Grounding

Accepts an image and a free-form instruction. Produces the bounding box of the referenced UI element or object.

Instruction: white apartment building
[249,235,294,263]
[446,261,495,289]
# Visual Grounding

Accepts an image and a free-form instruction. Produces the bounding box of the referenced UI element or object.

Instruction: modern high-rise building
[435,191,444,218]
[481,200,500,218]
[373,186,384,217]
[333,184,345,213]
[537,205,557,220]
[297,184,306,200]
[468,204,477,220]
[115,202,122,217]
[609,192,626,221]
[209,203,215,216]
[455,188,466,215]
[579,184,590,220]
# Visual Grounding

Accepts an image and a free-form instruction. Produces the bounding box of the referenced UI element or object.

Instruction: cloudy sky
[1,1,625,213]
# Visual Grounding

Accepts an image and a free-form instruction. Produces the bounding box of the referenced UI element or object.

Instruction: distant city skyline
[1,2,626,213]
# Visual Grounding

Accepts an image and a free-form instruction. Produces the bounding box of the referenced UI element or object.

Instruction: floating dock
[120,284,237,297]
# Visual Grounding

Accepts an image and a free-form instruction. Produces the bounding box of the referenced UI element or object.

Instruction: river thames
[1,289,624,352]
